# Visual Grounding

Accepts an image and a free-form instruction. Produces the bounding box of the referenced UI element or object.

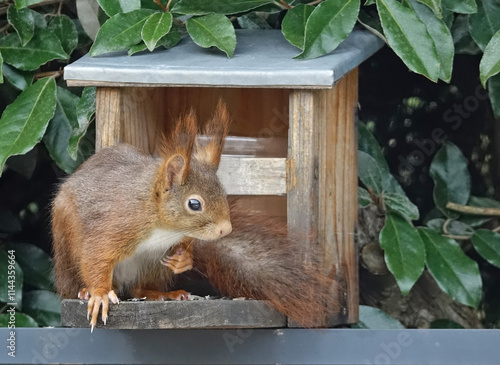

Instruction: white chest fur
[113,229,184,290]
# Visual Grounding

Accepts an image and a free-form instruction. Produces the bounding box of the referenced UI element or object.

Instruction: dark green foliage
[0,0,499,328]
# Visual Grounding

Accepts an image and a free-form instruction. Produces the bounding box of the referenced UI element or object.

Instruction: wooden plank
[318,69,359,325]
[287,90,319,246]
[95,88,166,153]
[61,299,286,329]
[218,158,286,195]
[95,87,123,151]
[287,69,359,326]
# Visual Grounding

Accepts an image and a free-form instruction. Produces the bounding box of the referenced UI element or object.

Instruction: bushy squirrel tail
[193,207,339,327]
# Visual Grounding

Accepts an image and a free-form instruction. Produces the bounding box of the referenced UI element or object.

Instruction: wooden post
[287,69,359,325]
[96,88,166,152]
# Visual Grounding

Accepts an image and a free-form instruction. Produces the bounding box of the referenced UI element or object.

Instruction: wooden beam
[218,158,286,195]
[61,299,286,329]
[287,69,359,326]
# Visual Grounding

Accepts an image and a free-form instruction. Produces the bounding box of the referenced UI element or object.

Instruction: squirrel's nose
[218,221,232,237]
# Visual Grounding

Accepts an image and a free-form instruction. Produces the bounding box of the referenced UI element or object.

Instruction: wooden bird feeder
[61,29,384,329]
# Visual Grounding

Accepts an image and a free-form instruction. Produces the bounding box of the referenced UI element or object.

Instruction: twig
[492,226,500,233]
[57,0,63,16]
[306,0,323,5]
[442,218,472,240]
[446,202,500,216]
[279,0,292,9]
[272,1,287,9]
[35,69,64,80]
[166,0,173,12]
[154,0,168,12]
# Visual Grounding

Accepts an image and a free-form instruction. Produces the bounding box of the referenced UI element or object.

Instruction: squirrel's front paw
[161,247,193,274]
[87,289,119,332]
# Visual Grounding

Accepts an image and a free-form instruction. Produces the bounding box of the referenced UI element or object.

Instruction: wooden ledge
[61,299,286,329]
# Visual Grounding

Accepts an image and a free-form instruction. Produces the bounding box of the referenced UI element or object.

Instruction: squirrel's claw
[161,248,193,274]
[87,289,119,331]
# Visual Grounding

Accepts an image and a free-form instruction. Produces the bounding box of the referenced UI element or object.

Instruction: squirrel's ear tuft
[165,154,188,188]
[160,109,197,163]
[194,100,231,168]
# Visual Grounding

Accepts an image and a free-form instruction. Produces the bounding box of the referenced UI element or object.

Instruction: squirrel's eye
[188,199,202,211]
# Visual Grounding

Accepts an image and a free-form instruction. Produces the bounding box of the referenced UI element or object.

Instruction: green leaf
[159,24,182,49]
[7,5,34,46]
[0,249,23,309]
[68,87,96,160]
[446,220,474,236]
[14,0,44,9]
[141,12,173,52]
[488,73,500,118]
[186,14,236,58]
[281,4,315,49]
[22,290,61,327]
[48,15,79,56]
[426,218,446,233]
[480,30,500,87]
[383,193,420,221]
[31,9,47,29]
[429,141,471,218]
[380,213,425,295]
[237,13,272,29]
[7,243,54,291]
[352,305,404,329]
[172,0,274,15]
[128,42,148,55]
[451,14,482,55]
[441,0,477,13]
[469,0,500,50]
[408,0,454,82]
[359,187,372,207]
[377,0,441,82]
[419,228,482,308]
[295,0,360,60]
[0,313,38,327]
[89,9,155,57]
[358,122,390,173]
[0,29,68,71]
[44,87,84,173]
[358,151,384,195]
[2,64,34,90]
[0,52,3,84]
[416,0,442,18]
[472,229,500,268]
[97,0,141,17]
[0,77,56,174]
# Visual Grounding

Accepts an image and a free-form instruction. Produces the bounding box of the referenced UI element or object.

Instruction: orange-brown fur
[193,208,338,328]
[52,101,337,328]
[52,102,231,305]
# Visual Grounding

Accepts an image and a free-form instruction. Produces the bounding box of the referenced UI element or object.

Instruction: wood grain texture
[318,69,359,325]
[287,69,359,326]
[61,299,286,329]
[218,158,286,195]
[95,87,123,151]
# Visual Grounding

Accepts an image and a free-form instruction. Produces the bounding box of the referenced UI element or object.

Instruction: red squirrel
[52,102,337,330]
